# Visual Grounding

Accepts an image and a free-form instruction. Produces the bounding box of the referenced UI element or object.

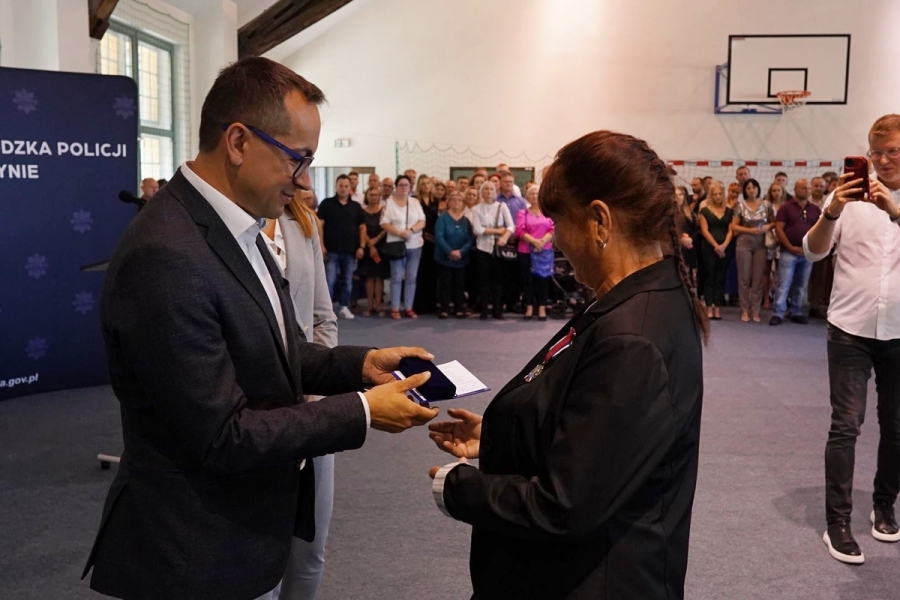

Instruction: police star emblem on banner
[13,89,37,114]
[74,291,95,314]
[26,337,48,360]
[25,255,48,279]
[71,210,93,233]
[114,96,136,119]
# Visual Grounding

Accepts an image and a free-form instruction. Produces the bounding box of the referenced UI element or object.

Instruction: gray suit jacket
[84,170,370,600]
[279,212,337,348]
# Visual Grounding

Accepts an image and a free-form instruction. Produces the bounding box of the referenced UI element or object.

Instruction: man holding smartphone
[804,114,900,564]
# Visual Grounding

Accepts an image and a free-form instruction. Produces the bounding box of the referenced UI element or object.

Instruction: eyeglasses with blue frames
[866,147,900,161]
[222,123,314,180]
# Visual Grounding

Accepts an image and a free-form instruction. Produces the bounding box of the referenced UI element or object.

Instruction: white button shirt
[803,187,900,341]
[182,162,287,349]
[262,219,288,276]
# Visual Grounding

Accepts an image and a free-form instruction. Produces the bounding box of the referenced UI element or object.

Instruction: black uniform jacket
[82,170,371,600]
[443,258,704,599]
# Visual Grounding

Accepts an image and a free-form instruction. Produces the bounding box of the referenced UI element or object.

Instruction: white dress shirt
[182,162,287,350]
[262,219,288,275]
[260,215,371,426]
[471,201,515,254]
[432,462,464,518]
[803,187,900,340]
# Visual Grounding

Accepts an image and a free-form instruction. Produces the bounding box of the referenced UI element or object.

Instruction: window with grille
[98,23,176,182]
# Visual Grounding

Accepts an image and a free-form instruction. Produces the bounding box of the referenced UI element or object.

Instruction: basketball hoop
[776,90,811,113]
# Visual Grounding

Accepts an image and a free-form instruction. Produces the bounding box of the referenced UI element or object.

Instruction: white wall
[0,0,239,158]
[0,0,12,67]
[0,0,91,72]
[278,0,900,177]
[191,0,239,155]
[111,0,239,157]
[55,0,92,73]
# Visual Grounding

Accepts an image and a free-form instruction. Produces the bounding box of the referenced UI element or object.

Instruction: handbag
[491,203,517,261]
[381,202,409,260]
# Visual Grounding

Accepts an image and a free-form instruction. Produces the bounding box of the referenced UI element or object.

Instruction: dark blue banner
[0,68,138,400]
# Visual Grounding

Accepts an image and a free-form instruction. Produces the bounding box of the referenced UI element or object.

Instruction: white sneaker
[338,306,355,320]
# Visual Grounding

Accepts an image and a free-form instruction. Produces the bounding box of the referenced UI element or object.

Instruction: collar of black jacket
[164,168,230,233]
[588,257,684,317]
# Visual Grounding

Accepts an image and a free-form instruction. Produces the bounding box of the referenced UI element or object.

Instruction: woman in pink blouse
[516,185,555,320]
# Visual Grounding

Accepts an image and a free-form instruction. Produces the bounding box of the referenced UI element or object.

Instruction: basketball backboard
[715,34,851,114]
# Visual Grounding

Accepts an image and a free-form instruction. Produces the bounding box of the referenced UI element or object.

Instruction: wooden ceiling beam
[89,0,121,40]
[238,0,355,58]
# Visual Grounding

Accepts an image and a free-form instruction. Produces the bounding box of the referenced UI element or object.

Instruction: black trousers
[440,264,466,313]
[699,242,727,307]
[465,261,479,311]
[825,324,900,525]
[476,249,505,316]
[518,252,532,305]
[413,241,438,314]
[520,252,550,309]
[503,251,521,311]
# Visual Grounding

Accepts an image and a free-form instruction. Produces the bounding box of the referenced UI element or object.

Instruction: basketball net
[776,90,811,113]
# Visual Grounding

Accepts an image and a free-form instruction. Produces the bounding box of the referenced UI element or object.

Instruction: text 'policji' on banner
[0,67,138,401]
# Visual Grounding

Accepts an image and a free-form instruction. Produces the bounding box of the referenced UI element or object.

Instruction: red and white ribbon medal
[524,327,576,382]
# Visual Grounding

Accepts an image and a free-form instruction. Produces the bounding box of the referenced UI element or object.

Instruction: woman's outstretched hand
[428,408,483,460]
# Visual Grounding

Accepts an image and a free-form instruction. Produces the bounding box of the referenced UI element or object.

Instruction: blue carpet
[0,307,896,599]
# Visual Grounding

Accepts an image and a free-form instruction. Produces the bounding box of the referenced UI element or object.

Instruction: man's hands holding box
[362,347,439,433]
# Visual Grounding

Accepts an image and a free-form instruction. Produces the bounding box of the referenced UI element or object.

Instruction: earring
[599,238,608,250]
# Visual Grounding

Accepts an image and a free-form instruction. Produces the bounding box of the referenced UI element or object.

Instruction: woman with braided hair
[427,130,706,599]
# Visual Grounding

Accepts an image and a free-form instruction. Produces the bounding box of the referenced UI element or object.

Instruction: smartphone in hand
[843,156,870,200]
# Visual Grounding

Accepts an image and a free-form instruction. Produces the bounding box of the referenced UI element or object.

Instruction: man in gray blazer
[82,57,438,600]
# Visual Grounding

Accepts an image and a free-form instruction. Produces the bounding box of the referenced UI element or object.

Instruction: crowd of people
[139,153,848,332]
[299,161,844,326]
[307,164,556,321]
[676,166,839,325]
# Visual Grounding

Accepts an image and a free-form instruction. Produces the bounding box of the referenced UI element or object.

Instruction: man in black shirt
[317,174,364,319]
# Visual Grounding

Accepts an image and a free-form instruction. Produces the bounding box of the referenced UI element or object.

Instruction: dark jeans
[825,324,900,525]
[699,242,728,307]
[476,249,505,316]
[440,264,466,313]
[325,252,356,308]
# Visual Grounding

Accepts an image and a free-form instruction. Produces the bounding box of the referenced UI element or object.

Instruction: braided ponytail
[666,206,709,344]
[540,130,710,344]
